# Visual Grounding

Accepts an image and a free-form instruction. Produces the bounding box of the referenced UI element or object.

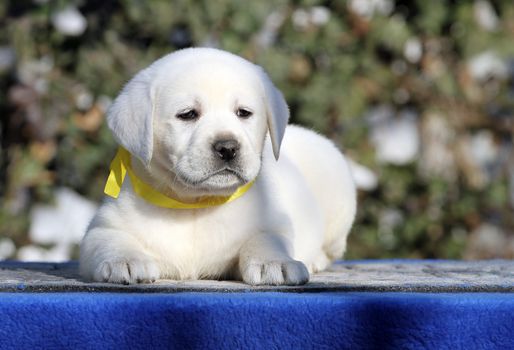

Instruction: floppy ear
[260,71,289,160]
[107,70,154,166]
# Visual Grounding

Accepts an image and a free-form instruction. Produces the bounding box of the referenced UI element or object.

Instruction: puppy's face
[152,65,267,194]
[107,48,289,198]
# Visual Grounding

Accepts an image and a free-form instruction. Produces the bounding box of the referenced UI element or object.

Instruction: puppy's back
[279,125,357,260]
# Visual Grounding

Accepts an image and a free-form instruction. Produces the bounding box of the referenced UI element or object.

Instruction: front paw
[93,257,160,284]
[241,259,309,286]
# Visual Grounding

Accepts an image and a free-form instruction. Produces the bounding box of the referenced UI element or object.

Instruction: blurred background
[1,0,514,262]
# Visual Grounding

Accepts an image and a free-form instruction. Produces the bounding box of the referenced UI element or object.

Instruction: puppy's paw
[241,259,309,286]
[93,257,160,284]
[309,252,331,273]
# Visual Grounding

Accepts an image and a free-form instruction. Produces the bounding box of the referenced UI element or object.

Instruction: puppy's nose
[212,139,240,161]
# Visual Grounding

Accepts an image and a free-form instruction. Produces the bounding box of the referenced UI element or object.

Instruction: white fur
[79,48,356,285]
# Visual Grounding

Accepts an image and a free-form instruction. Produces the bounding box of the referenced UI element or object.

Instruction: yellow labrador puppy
[80,48,356,285]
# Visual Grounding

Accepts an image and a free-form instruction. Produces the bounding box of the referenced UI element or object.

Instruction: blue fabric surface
[0,292,513,350]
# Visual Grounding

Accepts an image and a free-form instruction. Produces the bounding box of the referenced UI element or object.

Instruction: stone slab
[1,260,513,293]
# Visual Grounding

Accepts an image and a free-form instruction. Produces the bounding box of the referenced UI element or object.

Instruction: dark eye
[176,109,199,120]
[236,108,253,118]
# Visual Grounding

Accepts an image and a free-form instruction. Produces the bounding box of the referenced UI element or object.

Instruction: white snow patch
[368,106,420,165]
[310,6,331,26]
[474,0,499,31]
[0,239,16,260]
[29,187,97,246]
[52,6,87,36]
[468,51,507,81]
[17,244,71,262]
[469,130,498,168]
[347,159,378,191]
[256,10,287,48]
[404,38,422,63]
[348,0,394,18]
[75,90,94,111]
[292,6,331,30]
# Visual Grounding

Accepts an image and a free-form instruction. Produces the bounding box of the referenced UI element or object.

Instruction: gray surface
[0,260,514,293]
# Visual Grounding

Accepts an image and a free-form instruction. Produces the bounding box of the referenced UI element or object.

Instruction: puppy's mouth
[211,168,246,180]
[177,167,248,188]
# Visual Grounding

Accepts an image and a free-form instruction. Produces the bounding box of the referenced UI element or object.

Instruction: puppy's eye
[236,108,253,118]
[176,109,199,120]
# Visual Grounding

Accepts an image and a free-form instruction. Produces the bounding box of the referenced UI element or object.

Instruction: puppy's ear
[107,70,154,166]
[260,72,289,160]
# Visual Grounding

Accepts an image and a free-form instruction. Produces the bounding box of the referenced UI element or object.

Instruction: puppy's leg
[239,234,309,286]
[80,227,160,284]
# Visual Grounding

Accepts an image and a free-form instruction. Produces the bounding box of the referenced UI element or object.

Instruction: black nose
[212,139,240,161]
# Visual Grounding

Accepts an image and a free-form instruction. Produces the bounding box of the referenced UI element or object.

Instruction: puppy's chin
[175,171,249,197]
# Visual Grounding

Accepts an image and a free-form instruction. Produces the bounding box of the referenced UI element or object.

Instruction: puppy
[79,48,356,285]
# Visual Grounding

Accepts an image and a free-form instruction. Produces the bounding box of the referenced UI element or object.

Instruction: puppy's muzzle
[212,139,240,162]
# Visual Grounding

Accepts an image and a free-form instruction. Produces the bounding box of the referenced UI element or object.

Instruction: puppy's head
[107,48,289,196]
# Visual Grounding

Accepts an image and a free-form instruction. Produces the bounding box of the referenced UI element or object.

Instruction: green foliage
[1,0,514,259]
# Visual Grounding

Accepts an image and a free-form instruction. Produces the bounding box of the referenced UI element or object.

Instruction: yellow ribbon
[104,147,254,209]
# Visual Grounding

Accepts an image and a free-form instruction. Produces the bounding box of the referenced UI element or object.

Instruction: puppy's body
[80,48,356,285]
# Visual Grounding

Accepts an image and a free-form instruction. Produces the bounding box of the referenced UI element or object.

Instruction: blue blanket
[1,292,513,349]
